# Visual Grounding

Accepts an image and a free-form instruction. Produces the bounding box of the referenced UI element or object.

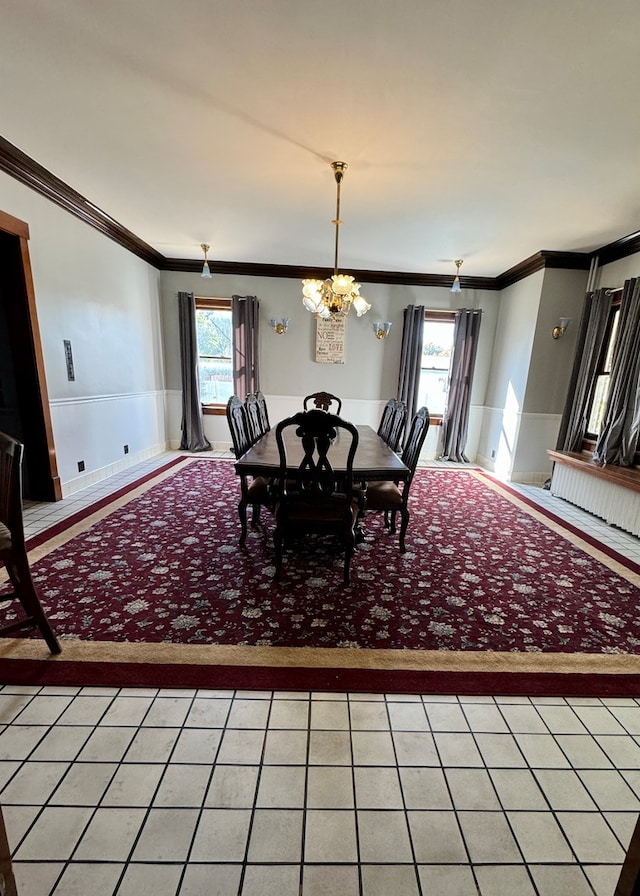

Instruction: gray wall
[160,269,501,454]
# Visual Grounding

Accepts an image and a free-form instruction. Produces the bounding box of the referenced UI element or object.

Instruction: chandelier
[302,161,371,320]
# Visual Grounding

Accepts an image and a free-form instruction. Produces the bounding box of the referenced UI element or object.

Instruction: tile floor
[2,451,638,895]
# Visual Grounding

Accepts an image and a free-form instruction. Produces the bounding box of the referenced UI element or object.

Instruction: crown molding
[0,133,633,289]
[0,136,164,267]
[164,256,498,289]
[594,230,640,267]
[495,250,592,290]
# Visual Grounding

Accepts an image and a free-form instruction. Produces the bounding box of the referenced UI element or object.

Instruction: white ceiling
[2,0,640,277]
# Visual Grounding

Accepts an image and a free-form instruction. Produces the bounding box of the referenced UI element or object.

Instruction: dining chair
[0,431,61,653]
[255,391,270,434]
[377,398,407,452]
[365,406,430,552]
[303,391,343,414]
[226,396,272,546]
[272,409,360,584]
[244,393,265,445]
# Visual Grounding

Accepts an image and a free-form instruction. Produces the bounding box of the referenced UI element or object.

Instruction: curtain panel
[397,305,425,427]
[593,278,640,466]
[556,288,613,453]
[440,309,482,463]
[232,295,260,399]
[177,291,212,452]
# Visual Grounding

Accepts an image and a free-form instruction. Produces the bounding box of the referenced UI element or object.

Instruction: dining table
[234,423,409,483]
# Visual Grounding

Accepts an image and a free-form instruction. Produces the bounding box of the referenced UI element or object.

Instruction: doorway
[0,211,61,501]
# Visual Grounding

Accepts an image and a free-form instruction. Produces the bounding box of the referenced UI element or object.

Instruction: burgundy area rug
[1,458,639,695]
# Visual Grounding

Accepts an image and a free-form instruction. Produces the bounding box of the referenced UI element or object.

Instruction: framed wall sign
[315,315,346,364]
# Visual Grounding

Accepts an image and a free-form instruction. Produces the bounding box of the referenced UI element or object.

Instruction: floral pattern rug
[6,460,640,655]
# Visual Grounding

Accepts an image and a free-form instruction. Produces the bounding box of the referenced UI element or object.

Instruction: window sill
[202,405,226,416]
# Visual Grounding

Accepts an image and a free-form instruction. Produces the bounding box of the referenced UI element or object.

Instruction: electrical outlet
[123,444,129,454]
[77,460,85,472]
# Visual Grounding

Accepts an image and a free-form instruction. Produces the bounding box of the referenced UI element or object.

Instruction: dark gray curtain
[178,291,212,452]
[440,309,482,463]
[397,305,425,421]
[556,288,612,452]
[232,295,260,399]
[593,278,640,466]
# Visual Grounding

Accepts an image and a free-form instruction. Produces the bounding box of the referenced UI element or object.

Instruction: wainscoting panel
[50,391,167,493]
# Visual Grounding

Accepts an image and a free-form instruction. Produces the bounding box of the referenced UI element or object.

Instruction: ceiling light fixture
[302,161,371,320]
[450,259,463,294]
[201,243,212,279]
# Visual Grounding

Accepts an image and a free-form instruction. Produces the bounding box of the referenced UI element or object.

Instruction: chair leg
[389,510,397,534]
[398,507,410,553]
[251,503,261,528]
[5,557,61,654]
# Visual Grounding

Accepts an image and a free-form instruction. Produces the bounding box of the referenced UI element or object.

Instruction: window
[417,311,456,420]
[195,297,233,411]
[585,301,621,438]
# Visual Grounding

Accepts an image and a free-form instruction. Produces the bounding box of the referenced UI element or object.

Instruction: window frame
[418,309,456,426]
[195,296,232,416]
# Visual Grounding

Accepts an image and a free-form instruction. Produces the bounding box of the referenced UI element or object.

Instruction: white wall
[1,172,167,494]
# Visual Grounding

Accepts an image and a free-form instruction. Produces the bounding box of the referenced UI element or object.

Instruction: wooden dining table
[234,424,409,482]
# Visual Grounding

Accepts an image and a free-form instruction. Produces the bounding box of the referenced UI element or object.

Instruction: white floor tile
[15,806,94,860]
[304,809,358,862]
[302,864,360,896]
[507,810,575,862]
[358,810,414,863]
[189,808,252,861]
[409,809,469,864]
[131,807,198,861]
[247,808,303,862]
[241,864,300,896]
[456,810,522,863]
[306,765,354,809]
[418,864,478,895]
[116,862,182,896]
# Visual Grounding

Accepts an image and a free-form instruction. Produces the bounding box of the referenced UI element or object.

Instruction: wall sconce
[450,259,463,294]
[552,317,570,339]
[372,321,392,339]
[200,243,212,279]
[270,318,289,334]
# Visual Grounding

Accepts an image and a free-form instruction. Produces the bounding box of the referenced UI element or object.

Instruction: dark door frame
[0,208,61,501]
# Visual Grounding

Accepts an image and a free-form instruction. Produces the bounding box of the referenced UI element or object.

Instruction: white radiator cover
[550,464,640,538]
